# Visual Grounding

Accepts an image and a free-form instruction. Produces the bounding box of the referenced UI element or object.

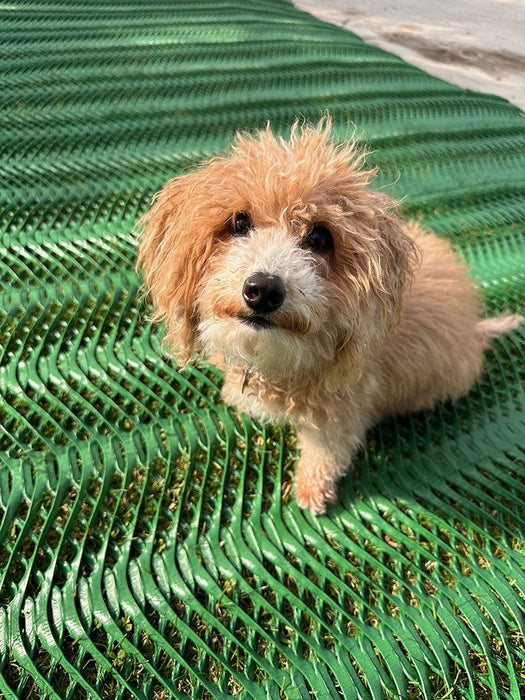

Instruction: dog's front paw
[295,469,338,516]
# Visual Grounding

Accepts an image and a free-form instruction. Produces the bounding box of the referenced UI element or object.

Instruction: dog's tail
[477,314,523,347]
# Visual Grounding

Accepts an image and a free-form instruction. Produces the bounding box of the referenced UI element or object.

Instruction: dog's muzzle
[242,272,286,314]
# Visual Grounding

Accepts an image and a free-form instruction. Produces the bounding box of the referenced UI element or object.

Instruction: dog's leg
[294,421,364,515]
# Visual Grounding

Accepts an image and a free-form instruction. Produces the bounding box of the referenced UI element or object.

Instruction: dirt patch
[381,30,525,79]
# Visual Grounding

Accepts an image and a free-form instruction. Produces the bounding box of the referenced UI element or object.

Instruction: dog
[137,119,521,515]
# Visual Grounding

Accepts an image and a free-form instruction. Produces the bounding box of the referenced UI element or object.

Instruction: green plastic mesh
[1,1,524,698]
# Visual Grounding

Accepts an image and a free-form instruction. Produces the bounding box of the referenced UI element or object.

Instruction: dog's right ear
[136,163,227,362]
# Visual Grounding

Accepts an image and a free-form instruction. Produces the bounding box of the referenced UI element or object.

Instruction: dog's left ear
[136,162,227,361]
[370,193,421,327]
[324,192,420,391]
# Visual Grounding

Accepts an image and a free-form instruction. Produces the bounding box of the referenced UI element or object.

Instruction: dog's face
[138,121,417,385]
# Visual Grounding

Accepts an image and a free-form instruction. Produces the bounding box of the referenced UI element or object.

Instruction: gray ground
[294,0,525,110]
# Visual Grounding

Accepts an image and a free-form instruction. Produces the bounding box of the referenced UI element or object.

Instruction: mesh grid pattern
[1,1,524,698]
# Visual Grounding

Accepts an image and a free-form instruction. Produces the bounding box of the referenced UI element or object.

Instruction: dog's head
[137,120,418,386]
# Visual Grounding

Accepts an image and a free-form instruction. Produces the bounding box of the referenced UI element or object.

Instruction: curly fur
[137,118,522,515]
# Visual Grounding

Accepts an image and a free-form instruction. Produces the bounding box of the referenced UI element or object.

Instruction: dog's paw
[295,475,338,516]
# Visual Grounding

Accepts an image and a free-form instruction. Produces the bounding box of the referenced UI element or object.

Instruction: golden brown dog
[137,120,521,515]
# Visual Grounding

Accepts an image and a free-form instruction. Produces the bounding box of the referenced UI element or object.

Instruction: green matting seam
[1,1,524,698]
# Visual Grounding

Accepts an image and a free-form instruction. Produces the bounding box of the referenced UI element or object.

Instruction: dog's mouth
[239,314,277,330]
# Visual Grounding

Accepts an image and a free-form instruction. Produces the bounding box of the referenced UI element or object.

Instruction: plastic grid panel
[1,1,524,698]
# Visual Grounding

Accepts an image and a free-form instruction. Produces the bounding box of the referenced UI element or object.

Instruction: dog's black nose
[242,272,286,313]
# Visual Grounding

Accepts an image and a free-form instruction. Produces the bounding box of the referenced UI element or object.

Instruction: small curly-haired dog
[137,119,521,515]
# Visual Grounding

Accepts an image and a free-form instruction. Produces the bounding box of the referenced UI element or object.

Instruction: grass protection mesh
[1,1,524,698]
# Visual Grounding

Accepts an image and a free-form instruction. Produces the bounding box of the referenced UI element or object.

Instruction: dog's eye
[302,224,334,252]
[229,212,252,237]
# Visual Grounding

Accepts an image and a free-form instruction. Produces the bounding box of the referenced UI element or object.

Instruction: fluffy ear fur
[136,161,232,360]
[352,191,421,329]
[324,190,421,391]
